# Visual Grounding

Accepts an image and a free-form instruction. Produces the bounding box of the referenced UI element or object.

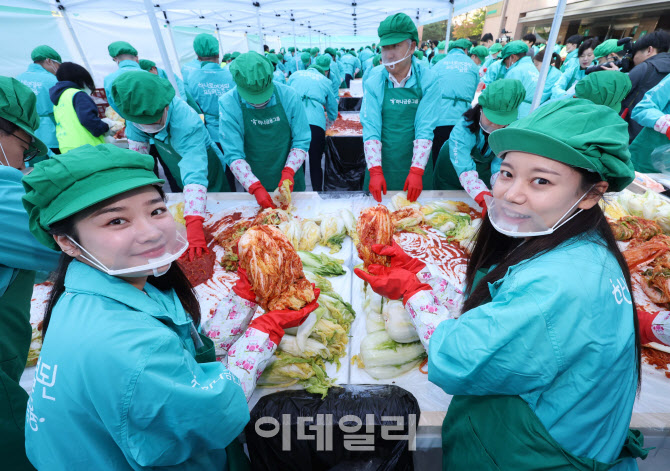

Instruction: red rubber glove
[249,181,277,209]
[474,191,493,216]
[280,167,295,191]
[368,166,387,202]
[354,265,430,306]
[403,167,424,202]
[183,215,209,261]
[371,240,426,274]
[666,127,670,140]
[638,308,659,345]
[249,287,321,345]
[232,268,256,303]
[476,82,486,93]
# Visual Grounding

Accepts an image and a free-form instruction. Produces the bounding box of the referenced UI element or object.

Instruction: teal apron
[240,92,306,192]
[433,137,494,190]
[629,126,666,174]
[153,138,230,193]
[363,65,434,191]
[192,332,250,471]
[0,269,37,470]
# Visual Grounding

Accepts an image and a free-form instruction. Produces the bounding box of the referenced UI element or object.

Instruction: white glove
[654,115,670,135]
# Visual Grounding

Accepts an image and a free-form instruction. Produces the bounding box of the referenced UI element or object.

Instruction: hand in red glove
[371,240,426,274]
[666,127,670,140]
[403,167,424,202]
[249,287,321,345]
[354,265,430,305]
[249,181,277,209]
[232,268,257,303]
[474,191,493,216]
[638,308,659,345]
[183,215,209,261]
[280,167,295,191]
[368,166,387,202]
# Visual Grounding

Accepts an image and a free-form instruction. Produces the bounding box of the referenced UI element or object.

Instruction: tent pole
[445,0,454,43]
[216,24,224,60]
[58,6,93,75]
[255,3,264,53]
[292,19,297,51]
[530,0,567,111]
[143,0,181,96]
[161,11,182,73]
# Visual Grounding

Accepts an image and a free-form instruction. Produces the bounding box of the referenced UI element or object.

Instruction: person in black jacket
[621,31,670,142]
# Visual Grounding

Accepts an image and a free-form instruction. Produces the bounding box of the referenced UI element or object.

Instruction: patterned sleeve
[404,289,456,350]
[203,292,258,357]
[416,263,465,314]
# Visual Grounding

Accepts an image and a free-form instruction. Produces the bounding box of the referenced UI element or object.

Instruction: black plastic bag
[245,385,420,471]
[324,136,366,191]
[338,97,362,112]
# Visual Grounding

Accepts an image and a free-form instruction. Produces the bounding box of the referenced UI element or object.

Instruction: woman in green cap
[0,76,59,471]
[355,99,646,470]
[22,144,318,470]
[552,38,599,99]
[433,79,526,212]
[218,51,311,205]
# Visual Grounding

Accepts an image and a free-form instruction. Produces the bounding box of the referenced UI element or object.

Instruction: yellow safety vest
[54,88,105,153]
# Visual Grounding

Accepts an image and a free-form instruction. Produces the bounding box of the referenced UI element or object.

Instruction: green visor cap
[301,51,311,65]
[316,54,332,71]
[454,38,472,52]
[108,41,138,58]
[437,41,446,50]
[575,71,632,112]
[488,98,635,192]
[470,45,488,60]
[378,13,419,47]
[0,76,47,158]
[193,33,219,57]
[138,59,156,71]
[22,144,164,251]
[478,78,526,126]
[489,43,503,54]
[111,71,175,124]
[229,51,275,105]
[594,39,624,59]
[500,40,529,60]
[31,45,61,63]
[266,53,279,65]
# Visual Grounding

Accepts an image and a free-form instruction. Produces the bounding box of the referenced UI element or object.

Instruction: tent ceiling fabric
[16,0,496,37]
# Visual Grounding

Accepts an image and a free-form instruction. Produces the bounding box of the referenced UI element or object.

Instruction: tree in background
[421,8,486,43]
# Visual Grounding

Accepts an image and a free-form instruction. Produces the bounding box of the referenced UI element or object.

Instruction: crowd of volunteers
[3,8,670,470]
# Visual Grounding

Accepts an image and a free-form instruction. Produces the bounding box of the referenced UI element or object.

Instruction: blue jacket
[284,53,298,75]
[430,49,479,127]
[359,48,374,64]
[361,57,439,142]
[25,261,249,470]
[447,116,500,178]
[429,235,637,470]
[17,63,59,148]
[49,81,109,137]
[560,49,578,72]
[273,70,286,85]
[540,66,563,103]
[186,62,235,144]
[503,56,539,118]
[287,68,338,130]
[218,83,311,166]
[329,60,343,95]
[551,61,587,100]
[339,54,361,77]
[180,58,202,87]
[631,72,670,131]
[481,59,505,85]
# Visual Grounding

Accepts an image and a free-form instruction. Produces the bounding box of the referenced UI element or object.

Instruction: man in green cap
[430,40,447,66]
[361,12,440,202]
[17,46,62,157]
[433,79,526,207]
[339,49,361,88]
[285,46,298,76]
[594,38,624,65]
[499,40,538,118]
[218,51,311,206]
[180,34,208,87]
[112,71,230,260]
[575,71,632,111]
[298,51,311,71]
[469,45,489,66]
[266,53,286,84]
[0,76,59,470]
[287,54,338,191]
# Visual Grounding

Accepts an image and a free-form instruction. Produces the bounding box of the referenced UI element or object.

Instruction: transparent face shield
[484,189,593,238]
[135,107,168,134]
[381,40,413,69]
[68,221,188,277]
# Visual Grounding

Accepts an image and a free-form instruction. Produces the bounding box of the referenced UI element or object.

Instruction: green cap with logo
[478,78,526,126]
[378,13,419,47]
[229,51,275,105]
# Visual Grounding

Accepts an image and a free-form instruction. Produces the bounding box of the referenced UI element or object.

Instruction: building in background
[483,0,670,44]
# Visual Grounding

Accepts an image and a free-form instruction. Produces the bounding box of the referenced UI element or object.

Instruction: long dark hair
[533,49,563,70]
[463,169,642,390]
[41,187,201,338]
[463,104,482,134]
[56,62,95,91]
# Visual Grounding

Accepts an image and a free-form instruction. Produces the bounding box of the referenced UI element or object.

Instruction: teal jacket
[551,61,587,100]
[103,61,146,142]
[17,63,58,148]
[362,57,374,79]
[447,116,500,178]
[361,57,439,142]
[540,66,563,103]
[339,54,361,77]
[132,96,222,188]
[186,62,235,143]
[218,83,311,166]
[359,48,374,64]
[428,236,637,470]
[329,60,343,95]
[503,56,539,118]
[180,58,202,87]
[273,70,286,85]
[631,73,670,130]
[481,59,505,85]
[287,68,338,131]
[431,49,479,127]
[284,53,298,75]
[25,261,249,470]
[560,49,578,72]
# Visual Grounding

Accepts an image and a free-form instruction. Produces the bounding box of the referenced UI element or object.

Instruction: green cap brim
[481,107,518,126]
[378,33,413,47]
[10,118,48,158]
[48,172,164,226]
[489,127,601,176]
[237,82,275,105]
